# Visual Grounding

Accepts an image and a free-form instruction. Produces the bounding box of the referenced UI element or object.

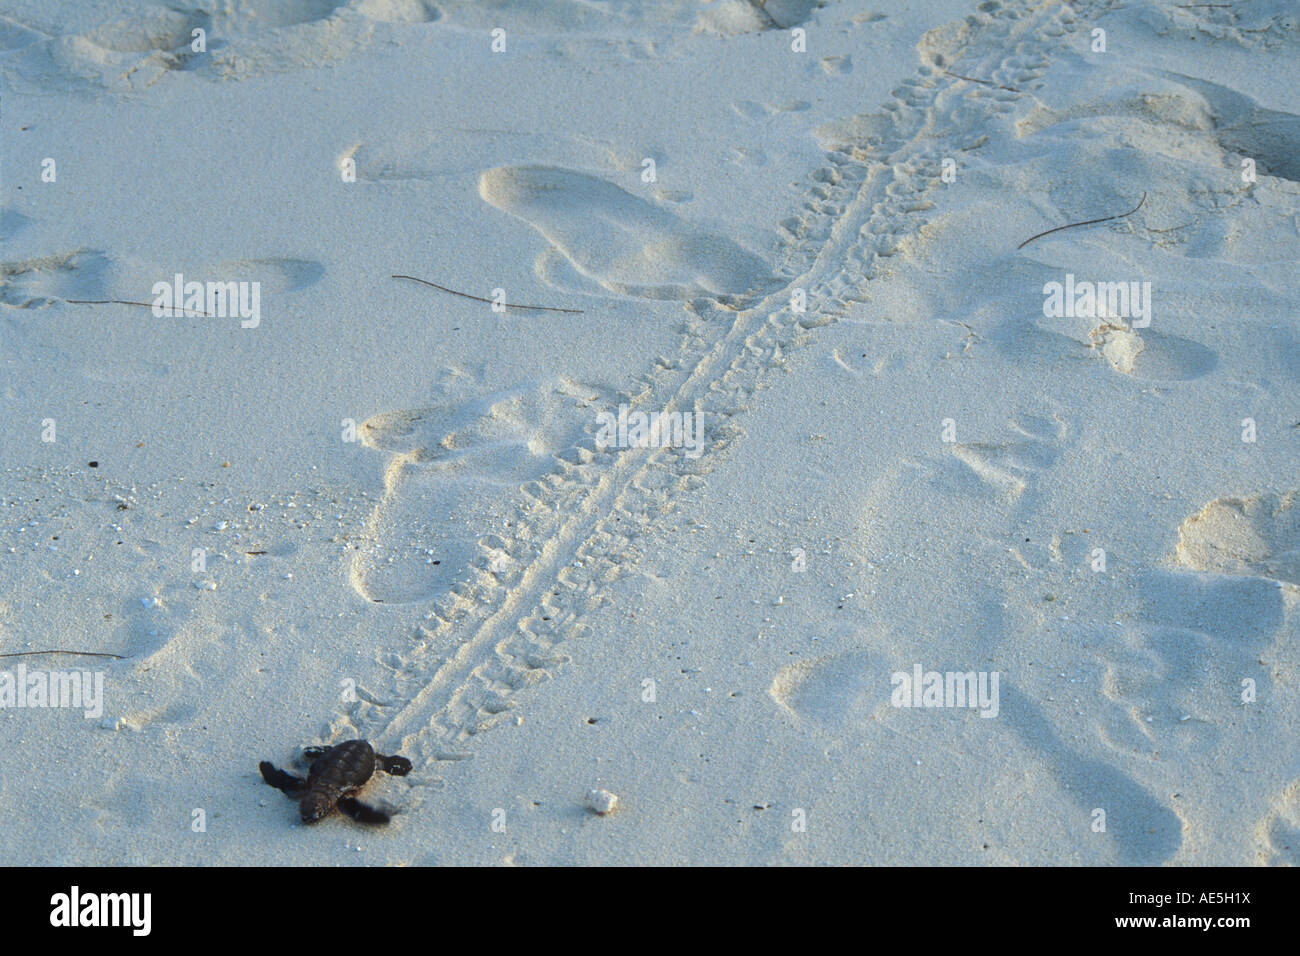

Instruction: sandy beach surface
[1,0,1297,865]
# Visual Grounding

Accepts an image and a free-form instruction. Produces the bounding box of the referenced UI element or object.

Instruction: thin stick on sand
[64,298,219,318]
[1017,192,1147,250]
[392,274,584,314]
[943,70,1020,93]
[0,649,126,660]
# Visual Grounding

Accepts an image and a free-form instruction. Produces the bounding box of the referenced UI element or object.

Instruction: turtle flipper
[260,761,307,796]
[338,797,391,824]
[378,754,412,776]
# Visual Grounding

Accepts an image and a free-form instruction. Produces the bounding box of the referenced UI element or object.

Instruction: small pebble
[584,788,619,815]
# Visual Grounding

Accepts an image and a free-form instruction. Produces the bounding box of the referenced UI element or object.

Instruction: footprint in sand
[946,414,1066,504]
[351,376,606,605]
[1093,492,1293,706]
[0,250,113,307]
[1011,302,1218,382]
[1098,569,1285,755]
[1095,489,1297,750]
[999,684,1185,866]
[1259,779,1300,865]
[849,413,1070,572]
[210,256,325,295]
[478,165,774,302]
[354,0,442,23]
[1091,495,1295,861]
[0,251,322,309]
[1173,491,1300,585]
[767,643,1185,863]
[939,415,1069,569]
[769,650,884,732]
[1086,321,1218,381]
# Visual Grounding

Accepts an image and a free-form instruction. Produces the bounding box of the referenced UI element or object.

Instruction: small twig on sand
[392,274,584,315]
[943,70,1020,93]
[0,649,126,660]
[64,298,218,318]
[1017,192,1147,250]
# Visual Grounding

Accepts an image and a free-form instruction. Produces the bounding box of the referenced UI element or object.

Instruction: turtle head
[300,790,336,823]
[382,755,412,776]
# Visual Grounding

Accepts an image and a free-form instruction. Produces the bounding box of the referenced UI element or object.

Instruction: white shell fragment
[585,788,619,815]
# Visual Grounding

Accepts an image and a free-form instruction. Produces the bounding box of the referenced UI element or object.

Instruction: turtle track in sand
[338,0,1124,774]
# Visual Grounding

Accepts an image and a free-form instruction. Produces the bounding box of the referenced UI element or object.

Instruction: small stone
[584,788,619,815]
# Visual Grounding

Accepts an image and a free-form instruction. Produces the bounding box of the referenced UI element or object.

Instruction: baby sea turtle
[259,739,412,824]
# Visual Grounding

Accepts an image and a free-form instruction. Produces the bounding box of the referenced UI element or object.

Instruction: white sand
[1,0,1297,865]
